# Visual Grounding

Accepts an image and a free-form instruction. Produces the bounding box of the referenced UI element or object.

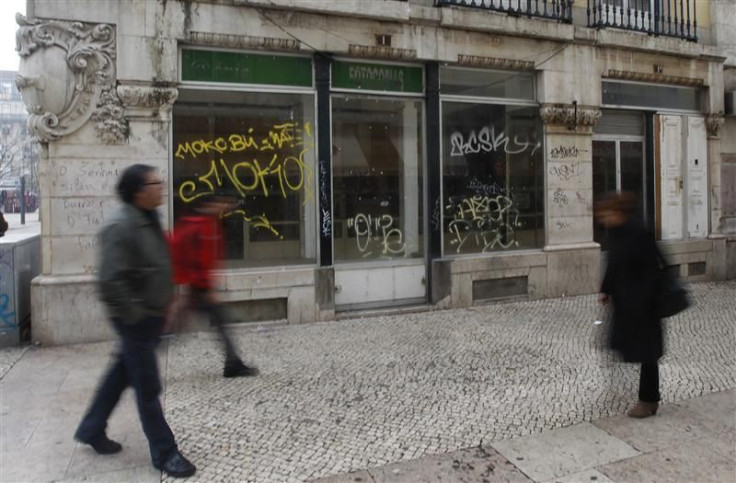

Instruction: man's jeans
[75,316,177,466]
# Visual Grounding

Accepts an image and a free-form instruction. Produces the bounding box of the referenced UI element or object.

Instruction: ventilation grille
[594,110,645,136]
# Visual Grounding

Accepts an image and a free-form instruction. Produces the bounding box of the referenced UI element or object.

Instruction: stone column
[705,114,727,280]
[16,15,177,344]
[539,103,602,298]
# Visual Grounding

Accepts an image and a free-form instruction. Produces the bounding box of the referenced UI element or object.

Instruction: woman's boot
[627,401,659,418]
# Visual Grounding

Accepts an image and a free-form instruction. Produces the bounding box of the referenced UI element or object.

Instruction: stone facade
[17,0,735,344]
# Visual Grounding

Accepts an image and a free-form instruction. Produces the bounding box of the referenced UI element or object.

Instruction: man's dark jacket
[98,203,173,325]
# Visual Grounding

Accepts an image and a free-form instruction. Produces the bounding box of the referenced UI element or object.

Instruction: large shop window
[441,68,543,255]
[332,96,424,261]
[172,89,317,267]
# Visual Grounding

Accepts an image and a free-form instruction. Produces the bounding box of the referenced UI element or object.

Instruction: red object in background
[169,215,224,291]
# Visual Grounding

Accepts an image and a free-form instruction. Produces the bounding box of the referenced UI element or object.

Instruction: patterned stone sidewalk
[0,281,734,482]
[162,281,735,481]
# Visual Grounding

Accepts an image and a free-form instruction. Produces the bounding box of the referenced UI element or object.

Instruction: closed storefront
[173,49,318,267]
[440,67,544,255]
[330,60,426,308]
[594,80,707,244]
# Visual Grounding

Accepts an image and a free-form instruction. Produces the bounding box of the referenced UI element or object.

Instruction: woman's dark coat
[601,218,663,363]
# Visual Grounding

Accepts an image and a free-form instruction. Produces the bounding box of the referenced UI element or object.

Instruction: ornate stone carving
[606,69,704,87]
[540,103,602,128]
[457,54,534,71]
[705,114,725,138]
[15,14,128,143]
[116,84,179,109]
[188,31,298,51]
[348,44,417,60]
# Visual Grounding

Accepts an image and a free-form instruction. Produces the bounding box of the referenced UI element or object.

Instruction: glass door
[331,95,425,309]
[593,138,646,245]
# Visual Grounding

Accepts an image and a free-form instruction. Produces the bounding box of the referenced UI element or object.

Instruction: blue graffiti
[0,294,15,328]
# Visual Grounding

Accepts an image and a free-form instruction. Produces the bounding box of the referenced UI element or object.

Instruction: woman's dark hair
[116,164,156,204]
[595,191,637,216]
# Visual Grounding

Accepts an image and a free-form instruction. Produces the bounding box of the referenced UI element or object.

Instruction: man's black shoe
[155,451,196,478]
[76,434,122,455]
[223,361,260,378]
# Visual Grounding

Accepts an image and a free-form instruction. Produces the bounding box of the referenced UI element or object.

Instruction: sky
[1,0,26,72]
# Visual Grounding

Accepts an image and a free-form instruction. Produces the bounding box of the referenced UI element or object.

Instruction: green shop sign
[332,61,423,93]
[181,49,313,87]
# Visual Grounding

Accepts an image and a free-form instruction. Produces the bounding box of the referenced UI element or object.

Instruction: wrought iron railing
[436,0,574,23]
[588,0,697,41]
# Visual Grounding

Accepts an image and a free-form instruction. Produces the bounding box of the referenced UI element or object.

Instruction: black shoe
[155,451,196,478]
[223,361,260,378]
[76,434,122,455]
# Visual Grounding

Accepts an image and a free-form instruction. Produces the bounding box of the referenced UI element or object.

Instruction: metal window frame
[169,82,321,269]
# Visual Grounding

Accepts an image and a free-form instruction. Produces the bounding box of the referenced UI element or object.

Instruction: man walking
[74,164,196,478]
[170,194,259,378]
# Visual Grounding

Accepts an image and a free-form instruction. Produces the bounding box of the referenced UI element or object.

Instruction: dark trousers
[75,316,177,466]
[190,288,240,365]
[639,361,660,403]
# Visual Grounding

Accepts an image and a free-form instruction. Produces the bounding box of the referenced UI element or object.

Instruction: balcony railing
[436,0,574,23]
[587,0,697,41]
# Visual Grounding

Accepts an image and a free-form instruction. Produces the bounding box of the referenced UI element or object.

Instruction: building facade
[15,0,736,345]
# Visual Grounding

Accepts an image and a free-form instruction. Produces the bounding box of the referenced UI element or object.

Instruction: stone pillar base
[544,245,602,299]
[31,275,112,345]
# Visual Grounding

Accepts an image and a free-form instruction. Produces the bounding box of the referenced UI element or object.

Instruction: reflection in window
[172,90,317,267]
[442,102,544,254]
[332,96,423,261]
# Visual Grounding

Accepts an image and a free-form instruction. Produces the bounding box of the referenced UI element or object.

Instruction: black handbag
[655,249,690,319]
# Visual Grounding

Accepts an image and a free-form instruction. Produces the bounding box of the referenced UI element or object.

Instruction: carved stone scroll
[15,14,128,143]
[705,114,725,138]
[116,84,179,109]
[540,103,602,129]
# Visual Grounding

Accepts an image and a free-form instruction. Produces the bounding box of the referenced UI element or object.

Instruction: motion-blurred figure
[597,192,663,418]
[170,194,259,378]
[75,164,196,478]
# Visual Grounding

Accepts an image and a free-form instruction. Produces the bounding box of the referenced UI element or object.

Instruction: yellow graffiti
[222,209,283,240]
[178,148,313,204]
[175,122,314,160]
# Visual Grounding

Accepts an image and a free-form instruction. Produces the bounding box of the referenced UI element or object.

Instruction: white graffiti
[321,208,332,238]
[450,126,540,157]
[446,195,521,252]
[467,177,505,197]
[347,213,406,258]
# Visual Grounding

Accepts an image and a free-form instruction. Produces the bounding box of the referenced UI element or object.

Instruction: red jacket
[169,215,223,290]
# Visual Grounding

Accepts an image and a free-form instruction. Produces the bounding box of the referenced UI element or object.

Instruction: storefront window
[440,67,535,100]
[332,96,424,261]
[172,89,317,267]
[602,81,701,111]
[442,102,544,254]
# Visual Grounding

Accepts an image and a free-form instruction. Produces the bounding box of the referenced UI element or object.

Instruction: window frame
[172,49,320,269]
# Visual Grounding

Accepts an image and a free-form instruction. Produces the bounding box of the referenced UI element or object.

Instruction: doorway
[331,95,426,309]
[592,138,647,244]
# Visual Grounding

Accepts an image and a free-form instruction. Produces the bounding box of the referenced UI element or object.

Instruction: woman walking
[597,192,663,418]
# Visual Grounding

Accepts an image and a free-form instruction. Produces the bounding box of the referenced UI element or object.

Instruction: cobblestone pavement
[159,281,735,482]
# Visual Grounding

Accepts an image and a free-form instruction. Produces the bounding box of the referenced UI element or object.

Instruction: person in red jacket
[170,194,259,378]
